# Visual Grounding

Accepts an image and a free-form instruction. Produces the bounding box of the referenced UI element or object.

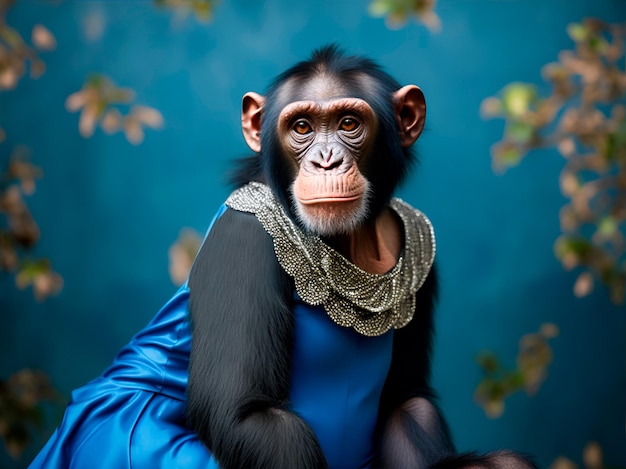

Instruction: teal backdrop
[1,1,625,468]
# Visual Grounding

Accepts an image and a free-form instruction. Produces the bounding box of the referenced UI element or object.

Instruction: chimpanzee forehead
[277,97,376,128]
[275,72,381,107]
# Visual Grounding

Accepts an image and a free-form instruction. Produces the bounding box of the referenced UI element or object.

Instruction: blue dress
[29,206,395,469]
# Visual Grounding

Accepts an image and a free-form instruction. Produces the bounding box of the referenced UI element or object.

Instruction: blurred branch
[66,74,164,145]
[0,0,55,91]
[0,0,61,302]
[0,369,63,460]
[0,147,63,301]
[481,19,626,304]
[474,323,559,418]
[368,0,440,32]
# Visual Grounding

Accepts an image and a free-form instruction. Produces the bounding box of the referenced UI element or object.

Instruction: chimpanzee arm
[377,265,538,469]
[187,208,327,469]
[377,264,457,468]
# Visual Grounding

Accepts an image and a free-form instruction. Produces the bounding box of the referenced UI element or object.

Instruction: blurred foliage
[66,74,164,145]
[168,228,202,286]
[0,151,63,459]
[0,369,62,460]
[1,0,166,459]
[0,1,62,302]
[481,19,626,304]
[549,441,625,469]
[1,150,63,305]
[474,323,559,418]
[0,0,55,91]
[154,0,220,23]
[368,0,440,32]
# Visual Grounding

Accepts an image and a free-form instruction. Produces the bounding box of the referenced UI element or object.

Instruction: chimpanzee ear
[241,92,265,153]
[393,85,426,148]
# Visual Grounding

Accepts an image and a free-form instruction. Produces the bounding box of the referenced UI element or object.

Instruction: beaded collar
[225,182,436,337]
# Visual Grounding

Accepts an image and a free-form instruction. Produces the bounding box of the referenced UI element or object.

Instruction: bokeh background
[1,1,625,468]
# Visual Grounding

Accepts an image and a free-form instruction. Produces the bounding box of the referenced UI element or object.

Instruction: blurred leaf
[368,0,389,17]
[15,258,63,301]
[368,0,440,32]
[123,116,144,145]
[66,74,163,144]
[582,442,603,469]
[31,25,55,51]
[554,236,592,261]
[492,141,523,169]
[567,22,588,42]
[549,456,578,469]
[587,35,609,54]
[168,228,202,285]
[475,325,558,418]
[0,24,23,49]
[476,351,500,373]
[101,108,123,134]
[154,0,220,22]
[480,97,503,118]
[131,105,164,129]
[597,216,617,237]
[559,170,580,197]
[506,121,535,144]
[542,62,570,82]
[501,83,537,118]
[540,323,560,338]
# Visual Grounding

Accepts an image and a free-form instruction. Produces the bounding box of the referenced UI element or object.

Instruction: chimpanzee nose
[311,146,343,172]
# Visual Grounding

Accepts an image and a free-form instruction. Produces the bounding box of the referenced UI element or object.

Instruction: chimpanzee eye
[340,117,359,132]
[293,120,312,135]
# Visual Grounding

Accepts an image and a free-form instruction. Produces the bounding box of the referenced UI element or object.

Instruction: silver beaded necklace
[225,182,436,337]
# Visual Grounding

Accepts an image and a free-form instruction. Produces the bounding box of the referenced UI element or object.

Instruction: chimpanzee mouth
[298,194,362,204]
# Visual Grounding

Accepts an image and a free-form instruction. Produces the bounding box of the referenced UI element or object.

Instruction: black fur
[187,209,326,468]
[374,267,456,468]
[380,267,441,411]
[429,451,538,469]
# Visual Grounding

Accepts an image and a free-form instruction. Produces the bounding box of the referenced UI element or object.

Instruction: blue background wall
[1,1,625,467]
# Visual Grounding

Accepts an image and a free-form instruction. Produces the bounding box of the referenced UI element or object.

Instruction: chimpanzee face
[241,56,425,237]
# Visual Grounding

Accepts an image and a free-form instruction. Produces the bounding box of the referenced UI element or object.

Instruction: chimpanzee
[29,46,535,469]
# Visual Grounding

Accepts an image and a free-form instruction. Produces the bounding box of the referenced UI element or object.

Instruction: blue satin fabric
[290,299,394,468]
[29,206,394,469]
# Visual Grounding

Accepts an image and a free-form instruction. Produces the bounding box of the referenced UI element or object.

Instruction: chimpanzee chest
[288,294,394,468]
